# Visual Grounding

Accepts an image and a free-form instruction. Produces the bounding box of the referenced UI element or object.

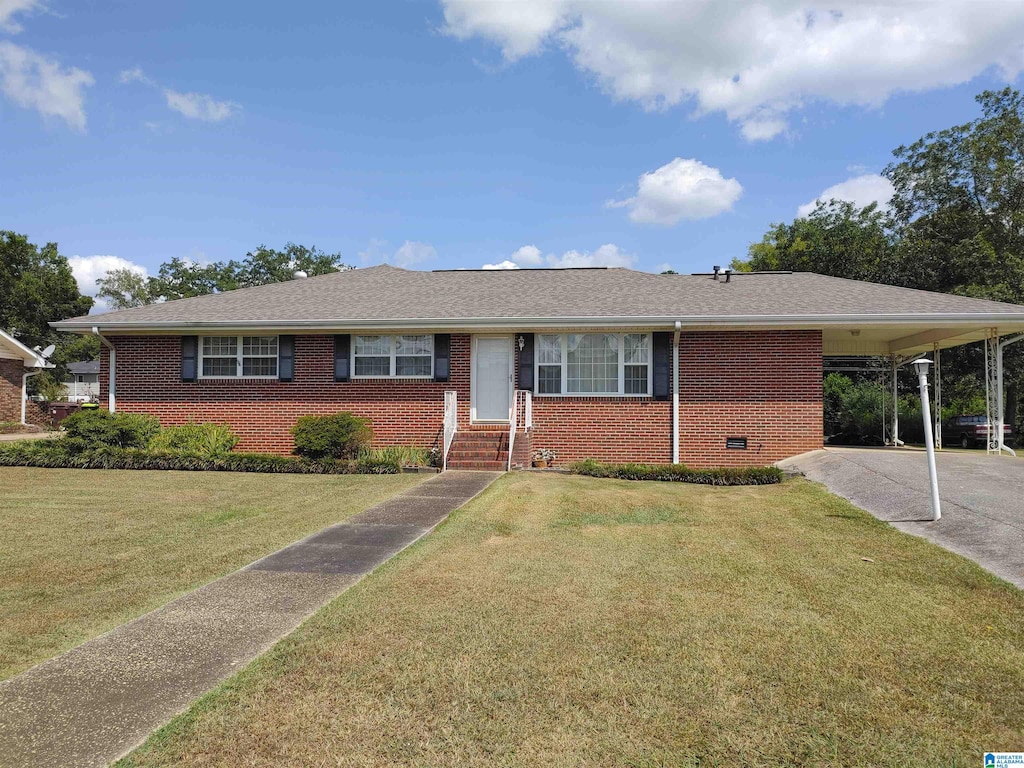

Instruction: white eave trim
[0,328,53,367]
[51,312,1024,334]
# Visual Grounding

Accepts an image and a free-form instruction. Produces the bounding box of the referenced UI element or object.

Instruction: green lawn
[0,466,423,679]
[119,473,1024,767]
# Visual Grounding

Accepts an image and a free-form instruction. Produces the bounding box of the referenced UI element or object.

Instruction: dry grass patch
[120,473,1024,767]
[0,466,423,679]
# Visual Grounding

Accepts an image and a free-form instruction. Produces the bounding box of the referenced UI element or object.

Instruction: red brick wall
[0,358,24,423]
[101,334,471,454]
[677,330,823,466]
[101,330,822,466]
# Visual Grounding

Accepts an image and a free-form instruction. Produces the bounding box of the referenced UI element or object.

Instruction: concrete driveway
[779,447,1024,589]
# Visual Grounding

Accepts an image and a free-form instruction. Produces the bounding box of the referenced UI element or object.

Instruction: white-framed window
[353,334,433,378]
[535,332,651,396]
[200,335,278,378]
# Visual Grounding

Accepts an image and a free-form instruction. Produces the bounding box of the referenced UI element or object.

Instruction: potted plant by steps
[532,448,556,468]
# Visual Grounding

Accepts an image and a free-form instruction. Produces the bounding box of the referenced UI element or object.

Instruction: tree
[109,243,352,305]
[885,87,1024,303]
[0,232,93,349]
[732,200,897,282]
[96,268,154,310]
[0,231,96,397]
[885,87,1024,425]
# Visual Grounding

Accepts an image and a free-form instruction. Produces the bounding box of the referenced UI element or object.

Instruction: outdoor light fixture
[912,358,942,521]
[517,336,525,351]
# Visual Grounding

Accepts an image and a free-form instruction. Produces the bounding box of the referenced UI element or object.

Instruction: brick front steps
[446,430,508,470]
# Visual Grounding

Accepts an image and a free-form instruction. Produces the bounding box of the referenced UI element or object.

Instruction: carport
[822,318,1024,456]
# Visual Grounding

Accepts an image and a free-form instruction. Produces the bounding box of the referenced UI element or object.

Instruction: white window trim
[198,335,279,380]
[351,334,434,379]
[534,332,652,397]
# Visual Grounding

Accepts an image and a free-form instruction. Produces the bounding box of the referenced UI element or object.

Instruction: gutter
[672,320,681,465]
[53,311,1024,334]
[92,327,116,413]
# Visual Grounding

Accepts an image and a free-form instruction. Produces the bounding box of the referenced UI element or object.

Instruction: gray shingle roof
[52,265,1024,330]
[67,360,100,375]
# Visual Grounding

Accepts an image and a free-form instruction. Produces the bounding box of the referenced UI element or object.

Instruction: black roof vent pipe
[724,268,732,283]
[712,265,721,281]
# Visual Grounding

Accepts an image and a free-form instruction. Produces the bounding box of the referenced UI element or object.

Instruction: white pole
[933,347,942,450]
[915,360,941,521]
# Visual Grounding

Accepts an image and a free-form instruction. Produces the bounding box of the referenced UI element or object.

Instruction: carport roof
[51,265,1024,355]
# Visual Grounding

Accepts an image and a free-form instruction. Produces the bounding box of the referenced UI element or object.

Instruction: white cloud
[481,242,634,270]
[164,89,240,122]
[509,244,543,266]
[441,0,1024,140]
[797,173,895,217]
[482,259,520,270]
[0,41,93,130]
[547,243,634,269]
[0,0,44,33]
[119,66,155,87]
[609,157,742,226]
[67,255,149,313]
[393,240,436,267]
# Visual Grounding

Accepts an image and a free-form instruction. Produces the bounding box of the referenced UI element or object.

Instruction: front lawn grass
[0,467,423,679]
[120,473,1024,767]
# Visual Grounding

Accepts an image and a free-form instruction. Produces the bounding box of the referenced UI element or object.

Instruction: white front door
[473,335,512,422]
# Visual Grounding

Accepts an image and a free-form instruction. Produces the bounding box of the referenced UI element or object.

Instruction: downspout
[672,320,681,465]
[21,368,41,425]
[92,327,116,413]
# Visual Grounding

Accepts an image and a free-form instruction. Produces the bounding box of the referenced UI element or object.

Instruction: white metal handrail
[443,390,457,471]
[507,390,533,471]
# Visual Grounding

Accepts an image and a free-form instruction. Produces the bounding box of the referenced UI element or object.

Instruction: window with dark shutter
[433,334,450,382]
[334,334,350,382]
[181,336,198,382]
[518,333,535,392]
[278,335,295,382]
[652,332,670,400]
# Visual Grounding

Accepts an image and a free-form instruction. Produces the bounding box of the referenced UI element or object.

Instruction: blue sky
[3,1,1024,309]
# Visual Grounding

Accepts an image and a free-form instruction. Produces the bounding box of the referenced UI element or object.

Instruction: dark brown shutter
[181,336,198,382]
[652,332,670,400]
[433,334,450,382]
[334,334,350,382]
[518,333,535,392]
[278,335,295,382]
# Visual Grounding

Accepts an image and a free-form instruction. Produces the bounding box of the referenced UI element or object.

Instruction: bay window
[353,334,433,378]
[535,333,650,396]
[200,335,278,378]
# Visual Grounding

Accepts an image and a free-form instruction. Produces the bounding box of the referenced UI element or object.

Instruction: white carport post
[996,332,1024,457]
[889,356,905,446]
[933,345,942,450]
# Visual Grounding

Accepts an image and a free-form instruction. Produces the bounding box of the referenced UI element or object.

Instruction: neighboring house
[0,329,53,425]
[63,360,100,402]
[51,265,1024,468]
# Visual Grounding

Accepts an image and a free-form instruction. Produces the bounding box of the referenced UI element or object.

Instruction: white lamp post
[912,358,941,521]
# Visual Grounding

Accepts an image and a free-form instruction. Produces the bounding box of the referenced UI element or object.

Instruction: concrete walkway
[0,470,500,768]
[780,447,1024,589]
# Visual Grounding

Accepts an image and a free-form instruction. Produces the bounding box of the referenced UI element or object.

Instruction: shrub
[149,422,239,458]
[568,459,783,486]
[0,440,400,474]
[62,409,160,451]
[292,413,372,460]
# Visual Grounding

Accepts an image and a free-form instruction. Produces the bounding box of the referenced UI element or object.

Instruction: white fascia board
[52,312,1024,334]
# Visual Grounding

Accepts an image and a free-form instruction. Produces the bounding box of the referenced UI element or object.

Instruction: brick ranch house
[52,265,1024,469]
[0,329,53,426]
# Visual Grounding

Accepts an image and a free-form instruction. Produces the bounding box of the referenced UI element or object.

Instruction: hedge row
[567,459,783,486]
[0,442,401,475]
